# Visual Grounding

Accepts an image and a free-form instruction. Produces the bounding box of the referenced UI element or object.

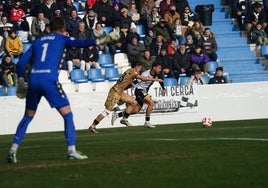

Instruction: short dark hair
[131,61,142,68]
[50,17,66,32]
[152,60,162,68]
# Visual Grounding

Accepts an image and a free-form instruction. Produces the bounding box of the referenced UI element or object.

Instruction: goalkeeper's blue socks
[63,112,76,147]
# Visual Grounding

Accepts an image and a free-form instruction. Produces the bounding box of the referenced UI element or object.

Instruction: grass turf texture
[1,119,268,188]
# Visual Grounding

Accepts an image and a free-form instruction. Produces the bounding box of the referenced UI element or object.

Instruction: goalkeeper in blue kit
[7,17,118,163]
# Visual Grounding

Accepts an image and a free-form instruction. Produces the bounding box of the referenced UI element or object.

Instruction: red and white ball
[202,117,213,128]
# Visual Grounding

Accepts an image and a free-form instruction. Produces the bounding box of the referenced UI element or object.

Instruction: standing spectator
[9,0,26,24]
[39,0,59,20]
[147,6,161,29]
[164,5,181,25]
[66,47,85,73]
[232,0,252,30]
[127,35,145,64]
[190,45,209,73]
[138,48,155,72]
[82,45,101,71]
[93,22,109,54]
[208,66,227,84]
[149,33,167,57]
[5,30,23,58]
[82,8,98,31]
[93,0,114,26]
[244,2,267,42]
[156,48,174,78]
[66,9,82,34]
[159,0,174,18]
[251,22,268,45]
[197,27,218,61]
[172,43,191,79]
[31,12,50,41]
[187,69,206,85]
[0,54,18,87]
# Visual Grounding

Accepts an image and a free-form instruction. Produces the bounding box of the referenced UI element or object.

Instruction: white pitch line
[148,138,268,142]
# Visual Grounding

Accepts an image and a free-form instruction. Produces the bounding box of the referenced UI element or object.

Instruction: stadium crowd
[0,0,267,88]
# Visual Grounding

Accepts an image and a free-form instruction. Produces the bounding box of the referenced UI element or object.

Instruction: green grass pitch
[1,119,268,188]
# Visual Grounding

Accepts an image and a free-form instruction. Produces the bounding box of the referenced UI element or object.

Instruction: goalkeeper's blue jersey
[17,33,95,80]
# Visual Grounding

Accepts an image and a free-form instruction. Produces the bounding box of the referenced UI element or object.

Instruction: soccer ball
[202,117,212,128]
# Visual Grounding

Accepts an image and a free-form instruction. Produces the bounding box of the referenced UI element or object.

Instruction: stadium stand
[164,77,178,87]
[105,67,120,81]
[6,86,17,96]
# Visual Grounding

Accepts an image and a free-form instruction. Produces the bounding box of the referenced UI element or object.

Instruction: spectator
[70,21,93,40]
[111,1,122,26]
[0,54,18,87]
[0,35,4,57]
[60,0,76,20]
[197,27,218,61]
[85,0,98,10]
[159,0,174,18]
[251,22,268,45]
[156,47,174,78]
[174,0,189,16]
[232,0,252,30]
[5,30,23,58]
[66,9,82,34]
[108,23,127,54]
[65,47,85,73]
[153,18,172,42]
[144,28,156,48]
[93,22,109,54]
[9,0,26,24]
[140,0,154,26]
[208,66,227,84]
[0,15,14,39]
[181,6,195,28]
[164,5,181,25]
[190,45,209,74]
[82,45,101,71]
[172,18,186,46]
[147,6,161,29]
[93,0,114,26]
[244,2,267,42]
[118,7,133,35]
[127,2,140,23]
[126,22,140,44]
[82,8,98,31]
[172,43,191,80]
[185,34,195,54]
[167,37,178,56]
[190,20,204,43]
[127,35,145,64]
[31,12,50,41]
[138,48,155,72]
[39,0,59,20]
[149,34,167,57]
[187,69,206,85]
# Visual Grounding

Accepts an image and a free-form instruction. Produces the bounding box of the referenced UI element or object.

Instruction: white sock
[68,145,76,153]
[10,143,19,153]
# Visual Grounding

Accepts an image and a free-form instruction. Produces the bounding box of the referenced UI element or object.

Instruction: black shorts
[135,89,149,107]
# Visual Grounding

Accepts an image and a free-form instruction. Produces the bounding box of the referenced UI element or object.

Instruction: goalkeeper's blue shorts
[26,78,69,110]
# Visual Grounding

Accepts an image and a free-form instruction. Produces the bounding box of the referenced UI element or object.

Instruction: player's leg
[143,96,156,128]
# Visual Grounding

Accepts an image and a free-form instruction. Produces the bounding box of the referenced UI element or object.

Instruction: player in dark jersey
[88,61,163,133]
[7,17,99,163]
[111,60,166,128]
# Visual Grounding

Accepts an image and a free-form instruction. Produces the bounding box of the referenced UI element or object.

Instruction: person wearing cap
[117,7,132,34]
[153,18,172,42]
[164,5,180,25]
[208,67,227,84]
[126,22,140,43]
[190,45,209,74]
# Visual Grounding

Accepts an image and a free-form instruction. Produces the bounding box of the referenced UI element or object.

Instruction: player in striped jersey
[88,61,163,133]
[112,60,166,128]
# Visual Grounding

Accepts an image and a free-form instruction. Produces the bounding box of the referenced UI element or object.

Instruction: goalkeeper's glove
[96,32,120,45]
[16,77,27,99]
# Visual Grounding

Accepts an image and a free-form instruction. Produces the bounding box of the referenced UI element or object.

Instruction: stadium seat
[202,75,211,84]
[179,76,190,86]
[136,24,146,38]
[98,54,114,68]
[164,78,178,87]
[261,45,268,58]
[73,1,84,15]
[114,53,130,68]
[12,57,19,64]
[7,86,17,96]
[70,69,88,83]
[105,67,120,81]
[22,42,32,54]
[207,61,219,75]
[87,68,105,82]
[103,26,112,35]
[0,87,5,96]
